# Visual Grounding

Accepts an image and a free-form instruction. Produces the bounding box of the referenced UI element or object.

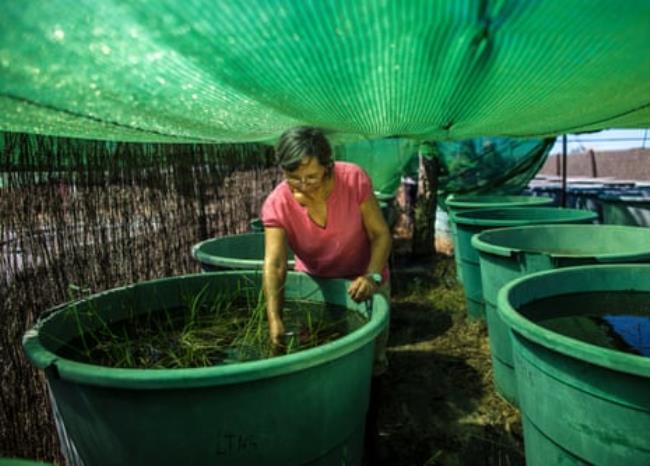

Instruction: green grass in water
[51,286,366,369]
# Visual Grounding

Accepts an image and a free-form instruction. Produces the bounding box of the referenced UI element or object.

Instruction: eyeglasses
[285,173,324,186]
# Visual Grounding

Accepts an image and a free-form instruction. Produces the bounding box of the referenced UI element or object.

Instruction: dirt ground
[375,245,524,466]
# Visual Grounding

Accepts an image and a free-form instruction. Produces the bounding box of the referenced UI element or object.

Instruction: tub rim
[452,207,596,227]
[445,194,553,210]
[191,232,296,269]
[472,224,650,261]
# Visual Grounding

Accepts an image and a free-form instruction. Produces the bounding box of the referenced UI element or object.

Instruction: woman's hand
[348,275,378,302]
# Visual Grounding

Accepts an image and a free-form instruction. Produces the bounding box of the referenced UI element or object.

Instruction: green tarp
[1,1,650,143]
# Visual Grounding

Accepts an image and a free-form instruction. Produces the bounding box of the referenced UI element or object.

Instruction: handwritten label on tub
[215,433,259,456]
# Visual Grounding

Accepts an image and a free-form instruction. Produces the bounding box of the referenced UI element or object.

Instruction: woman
[261,127,391,365]
[261,127,392,462]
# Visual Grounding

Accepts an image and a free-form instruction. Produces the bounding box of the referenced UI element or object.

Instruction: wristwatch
[365,272,382,286]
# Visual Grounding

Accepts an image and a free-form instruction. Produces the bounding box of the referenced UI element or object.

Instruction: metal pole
[561,134,567,207]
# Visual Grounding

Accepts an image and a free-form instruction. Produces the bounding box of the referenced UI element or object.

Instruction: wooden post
[589,149,598,178]
[412,142,439,257]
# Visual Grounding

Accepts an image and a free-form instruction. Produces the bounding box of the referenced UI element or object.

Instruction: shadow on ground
[372,255,524,466]
[389,302,453,346]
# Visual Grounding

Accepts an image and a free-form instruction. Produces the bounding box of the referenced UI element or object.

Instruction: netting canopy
[1,1,650,144]
[434,136,554,198]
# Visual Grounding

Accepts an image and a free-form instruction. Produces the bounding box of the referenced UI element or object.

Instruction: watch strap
[365,272,382,285]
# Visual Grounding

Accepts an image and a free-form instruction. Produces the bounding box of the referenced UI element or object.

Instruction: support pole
[561,134,567,207]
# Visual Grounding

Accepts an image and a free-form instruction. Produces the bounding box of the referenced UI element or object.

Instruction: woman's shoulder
[335,161,366,175]
[333,162,372,201]
[334,161,370,183]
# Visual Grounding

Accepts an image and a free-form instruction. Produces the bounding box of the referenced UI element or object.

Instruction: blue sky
[550,129,650,155]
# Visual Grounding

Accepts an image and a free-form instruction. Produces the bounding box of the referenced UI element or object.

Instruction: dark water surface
[519,291,650,356]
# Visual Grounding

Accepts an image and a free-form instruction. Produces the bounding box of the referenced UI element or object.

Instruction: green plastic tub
[499,264,650,466]
[472,225,650,406]
[445,195,553,283]
[599,194,650,227]
[192,233,295,271]
[452,208,596,319]
[23,271,389,466]
[249,217,264,232]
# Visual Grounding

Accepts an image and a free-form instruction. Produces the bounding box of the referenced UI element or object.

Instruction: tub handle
[520,253,554,273]
[45,363,61,380]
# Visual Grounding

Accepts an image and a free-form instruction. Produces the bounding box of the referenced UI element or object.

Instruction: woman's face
[284,156,327,194]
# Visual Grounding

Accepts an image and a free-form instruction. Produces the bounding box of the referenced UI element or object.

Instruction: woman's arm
[263,227,289,346]
[348,193,392,301]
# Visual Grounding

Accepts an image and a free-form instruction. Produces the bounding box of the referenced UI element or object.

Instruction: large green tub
[499,265,650,466]
[452,208,596,319]
[599,194,650,227]
[249,217,264,232]
[472,225,650,406]
[446,195,553,283]
[192,233,295,271]
[23,272,389,466]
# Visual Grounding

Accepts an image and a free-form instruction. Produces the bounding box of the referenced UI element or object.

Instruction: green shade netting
[435,136,554,198]
[334,139,419,195]
[1,1,650,144]
[333,135,551,197]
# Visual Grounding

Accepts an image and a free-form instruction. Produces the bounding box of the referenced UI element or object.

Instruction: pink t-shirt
[261,162,388,281]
